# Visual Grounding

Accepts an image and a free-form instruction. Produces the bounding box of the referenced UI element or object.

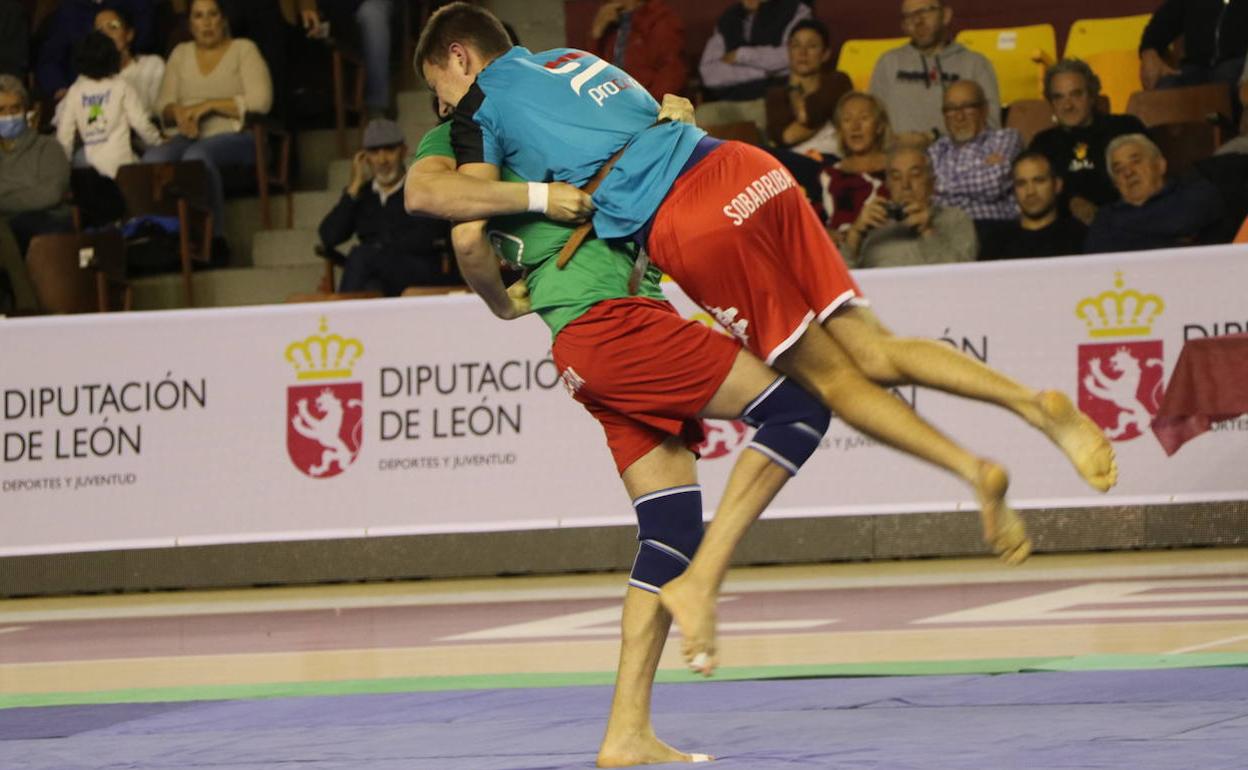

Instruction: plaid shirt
[928,128,1022,221]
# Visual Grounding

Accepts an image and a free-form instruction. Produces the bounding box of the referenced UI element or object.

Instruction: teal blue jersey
[452,46,705,240]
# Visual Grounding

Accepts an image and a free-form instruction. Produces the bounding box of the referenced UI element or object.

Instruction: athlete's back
[454,46,705,240]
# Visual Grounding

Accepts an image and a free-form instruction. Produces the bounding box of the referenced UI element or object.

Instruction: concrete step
[326,159,352,193]
[494,0,567,52]
[251,228,322,267]
[296,127,355,190]
[131,264,325,310]
[292,190,340,229]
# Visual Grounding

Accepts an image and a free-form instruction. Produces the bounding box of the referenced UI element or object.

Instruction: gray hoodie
[0,128,70,216]
[868,41,1001,137]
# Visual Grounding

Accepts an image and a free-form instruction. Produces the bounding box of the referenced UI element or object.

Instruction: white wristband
[526,182,549,214]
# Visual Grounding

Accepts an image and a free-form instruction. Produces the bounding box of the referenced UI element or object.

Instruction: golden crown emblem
[1074,271,1164,339]
[285,317,364,380]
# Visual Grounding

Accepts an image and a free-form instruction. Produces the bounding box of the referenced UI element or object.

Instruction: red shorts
[647,140,867,365]
[552,297,741,475]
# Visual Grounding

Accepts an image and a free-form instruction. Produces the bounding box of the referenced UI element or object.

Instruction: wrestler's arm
[449,162,530,320]
[405,161,593,223]
[404,161,529,221]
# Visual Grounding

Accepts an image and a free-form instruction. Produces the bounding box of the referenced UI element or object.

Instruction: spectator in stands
[0,0,28,78]
[1138,0,1246,97]
[980,152,1087,260]
[821,91,891,243]
[0,75,71,313]
[587,0,686,99]
[699,0,810,102]
[314,0,395,118]
[869,0,1000,139]
[1085,134,1225,254]
[765,19,850,157]
[36,0,156,104]
[1029,59,1146,226]
[319,119,451,295]
[928,80,1019,243]
[145,0,272,243]
[843,142,976,268]
[57,32,164,179]
[93,8,165,118]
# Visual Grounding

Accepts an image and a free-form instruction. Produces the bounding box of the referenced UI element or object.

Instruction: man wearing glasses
[868,0,1000,140]
[927,79,1021,245]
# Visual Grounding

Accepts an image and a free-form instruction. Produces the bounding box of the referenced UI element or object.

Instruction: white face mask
[0,113,27,140]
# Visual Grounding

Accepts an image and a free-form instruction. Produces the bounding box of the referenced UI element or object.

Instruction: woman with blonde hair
[821,90,893,243]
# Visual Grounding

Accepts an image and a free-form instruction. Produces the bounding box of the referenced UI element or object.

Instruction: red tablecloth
[1151,333,1248,456]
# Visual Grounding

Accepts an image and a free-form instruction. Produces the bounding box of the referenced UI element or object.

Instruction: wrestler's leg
[774,322,1032,567]
[661,349,823,677]
[822,305,1117,492]
[598,440,709,768]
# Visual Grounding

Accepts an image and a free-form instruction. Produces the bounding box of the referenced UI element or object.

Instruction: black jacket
[1140,0,1248,68]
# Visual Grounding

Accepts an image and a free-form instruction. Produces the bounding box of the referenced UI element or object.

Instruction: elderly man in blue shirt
[1084,133,1226,254]
[928,79,1021,246]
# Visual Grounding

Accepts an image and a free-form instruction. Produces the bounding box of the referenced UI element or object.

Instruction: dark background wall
[563,0,1159,90]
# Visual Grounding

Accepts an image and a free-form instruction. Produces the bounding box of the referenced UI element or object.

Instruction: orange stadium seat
[1126,83,1234,145]
[1064,16,1152,112]
[955,24,1057,106]
[1004,98,1055,145]
[836,37,909,92]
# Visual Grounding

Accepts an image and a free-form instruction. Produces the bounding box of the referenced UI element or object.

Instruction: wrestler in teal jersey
[416,122,667,338]
[452,46,705,240]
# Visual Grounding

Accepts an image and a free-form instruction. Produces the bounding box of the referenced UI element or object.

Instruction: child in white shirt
[57,31,163,179]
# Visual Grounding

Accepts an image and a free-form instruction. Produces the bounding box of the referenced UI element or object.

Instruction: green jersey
[413,122,666,338]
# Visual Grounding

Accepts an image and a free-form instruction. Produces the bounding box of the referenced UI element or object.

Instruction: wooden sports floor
[2,546,1246,707]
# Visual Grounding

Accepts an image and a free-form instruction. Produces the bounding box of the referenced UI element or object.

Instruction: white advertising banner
[2,245,1247,556]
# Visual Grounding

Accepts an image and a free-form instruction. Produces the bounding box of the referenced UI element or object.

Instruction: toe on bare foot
[597,734,713,767]
[660,579,719,677]
[1038,390,1118,492]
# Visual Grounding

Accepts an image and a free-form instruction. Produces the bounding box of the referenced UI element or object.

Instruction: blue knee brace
[742,377,830,475]
[629,485,704,593]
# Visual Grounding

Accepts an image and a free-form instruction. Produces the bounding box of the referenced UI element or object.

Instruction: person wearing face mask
[1028,59,1146,226]
[317,119,452,295]
[143,0,272,251]
[0,76,71,313]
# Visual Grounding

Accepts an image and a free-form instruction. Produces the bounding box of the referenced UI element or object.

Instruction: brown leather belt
[554,120,668,273]
[554,145,626,270]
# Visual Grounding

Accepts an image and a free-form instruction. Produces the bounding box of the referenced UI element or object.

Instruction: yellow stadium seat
[955,24,1057,106]
[1062,16,1152,112]
[836,37,909,92]
[1083,49,1144,113]
[1064,15,1152,60]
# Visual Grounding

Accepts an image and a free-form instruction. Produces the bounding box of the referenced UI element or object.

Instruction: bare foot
[975,461,1032,565]
[597,730,713,767]
[1036,390,1118,492]
[658,573,718,677]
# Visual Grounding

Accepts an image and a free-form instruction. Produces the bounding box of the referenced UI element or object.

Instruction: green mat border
[3,653,1246,710]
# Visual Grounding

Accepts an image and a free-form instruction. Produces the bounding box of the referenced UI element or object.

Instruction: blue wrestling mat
[3,667,1247,769]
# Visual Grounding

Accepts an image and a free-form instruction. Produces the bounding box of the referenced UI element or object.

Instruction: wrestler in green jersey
[414,122,666,337]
